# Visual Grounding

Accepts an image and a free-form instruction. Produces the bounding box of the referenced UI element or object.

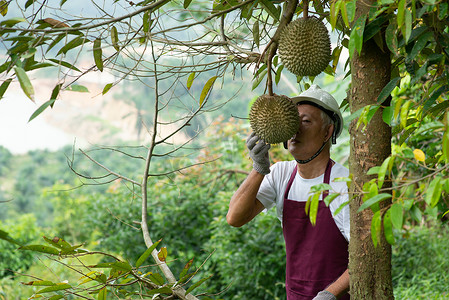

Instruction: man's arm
[313,269,349,300]
[227,133,271,227]
[226,169,266,227]
[326,269,349,297]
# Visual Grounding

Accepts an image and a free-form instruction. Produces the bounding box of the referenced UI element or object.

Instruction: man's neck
[296,152,331,179]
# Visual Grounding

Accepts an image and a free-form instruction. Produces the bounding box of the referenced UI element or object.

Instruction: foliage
[0,146,12,177]
[0,214,42,279]
[392,223,449,299]
[205,197,286,299]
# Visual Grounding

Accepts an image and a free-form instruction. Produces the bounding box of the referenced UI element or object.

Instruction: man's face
[287,104,331,161]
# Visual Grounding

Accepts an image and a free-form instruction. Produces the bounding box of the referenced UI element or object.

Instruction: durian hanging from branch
[278,0,331,77]
[249,94,300,144]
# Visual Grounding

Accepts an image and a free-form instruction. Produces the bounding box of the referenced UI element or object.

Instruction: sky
[0,90,76,154]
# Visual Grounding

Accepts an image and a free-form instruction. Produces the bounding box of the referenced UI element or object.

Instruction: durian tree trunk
[348,1,394,299]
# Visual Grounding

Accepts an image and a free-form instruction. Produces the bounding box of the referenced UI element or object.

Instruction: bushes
[205,194,286,299]
[0,214,42,279]
[392,223,449,299]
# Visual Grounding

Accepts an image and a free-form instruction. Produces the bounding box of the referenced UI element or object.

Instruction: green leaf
[14,67,35,102]
[251,70,267,90]
[36,283,72,294]
[22,280,55,286]
[403,8,412,43]
[28,99,56,122]
[25,0,35,9]
[199,76,218,106]
[98,287,107,300]
[136,239,162,268]
[0,0,8,16]
[48,58,81,72]
[259,0,280,22]
[383,209,395,245]
[253,20,260,48]
[426,177,442,207]
[275,65,283,85]
[443,130,449,163]
[309,183,333,193]
[187,72,195,90]
[371,210,381,247]
[19,244,60,255]
[382,106,393,126]
[378,156,392,189]
[48,295,64,300]
[184,0,193,9]
[309,192,320,226]
[324,193,339,206]
[179,258,194,280]
[400,100,411,129]
[111,26,119,51]
[367,166,380,175]
[358,193,392,212]
[93,38,103,72]
[57,36,88,56]
[146,286,173,295]
[47,83,61,109]
[390,203,403,230]
[377,77,400,104]
[329,0,342,30]
[333,200,350,216]
[149,272,165,285]
[143,11,151,33]
[423,85,448,112]
[67,84,89,93]
[102,83,113,95]
[0,78,12,100]
[0,17,26,27]
[385,22,398,53]
[438,2,448,19]
[0,229,21,245]
[349,16,366,58]
[407,31,432,62]
[186,274,213,295]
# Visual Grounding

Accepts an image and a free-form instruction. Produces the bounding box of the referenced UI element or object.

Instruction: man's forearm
[326,269,349,298]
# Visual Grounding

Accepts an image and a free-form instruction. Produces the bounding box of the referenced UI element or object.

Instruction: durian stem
[303,0,309,18]
[267,58,274,95]
[260,0,298,96]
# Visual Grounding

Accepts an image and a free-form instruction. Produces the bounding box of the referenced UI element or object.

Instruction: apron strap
[322,159,334,200]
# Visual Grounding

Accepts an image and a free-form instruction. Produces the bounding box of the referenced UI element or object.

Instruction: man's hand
[246,132,271,175]
[312,290,337,300]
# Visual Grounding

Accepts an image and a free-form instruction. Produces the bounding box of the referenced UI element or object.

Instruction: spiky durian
[249,94,300,144]
[278,17,331,77]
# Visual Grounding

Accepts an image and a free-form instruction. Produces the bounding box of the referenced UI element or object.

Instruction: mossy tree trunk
[348,1,394,299]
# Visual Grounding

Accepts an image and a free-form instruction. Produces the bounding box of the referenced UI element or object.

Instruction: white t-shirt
[257,160,350,241]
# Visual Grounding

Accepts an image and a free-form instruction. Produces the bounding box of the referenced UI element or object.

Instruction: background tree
[1,0,449,299]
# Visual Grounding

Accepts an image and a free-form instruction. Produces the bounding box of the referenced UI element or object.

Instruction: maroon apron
[282,160,349,300]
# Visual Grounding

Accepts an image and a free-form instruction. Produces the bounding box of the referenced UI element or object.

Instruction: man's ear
[324,124,334,143]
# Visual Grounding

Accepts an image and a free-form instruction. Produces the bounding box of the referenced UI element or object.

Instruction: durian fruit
[278,17,331,77]
[249,94,300,144]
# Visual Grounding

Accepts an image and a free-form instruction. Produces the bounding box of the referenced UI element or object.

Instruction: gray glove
[246,132,271,175]
[312,290,337,300]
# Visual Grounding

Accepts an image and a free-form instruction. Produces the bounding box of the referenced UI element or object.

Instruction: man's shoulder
[331,161,349,177]
[271,160,296,173]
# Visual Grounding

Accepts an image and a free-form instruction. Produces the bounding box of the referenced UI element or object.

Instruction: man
[227,85,350,300]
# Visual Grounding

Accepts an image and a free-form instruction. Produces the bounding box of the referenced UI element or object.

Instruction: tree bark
[348,1,394,299]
